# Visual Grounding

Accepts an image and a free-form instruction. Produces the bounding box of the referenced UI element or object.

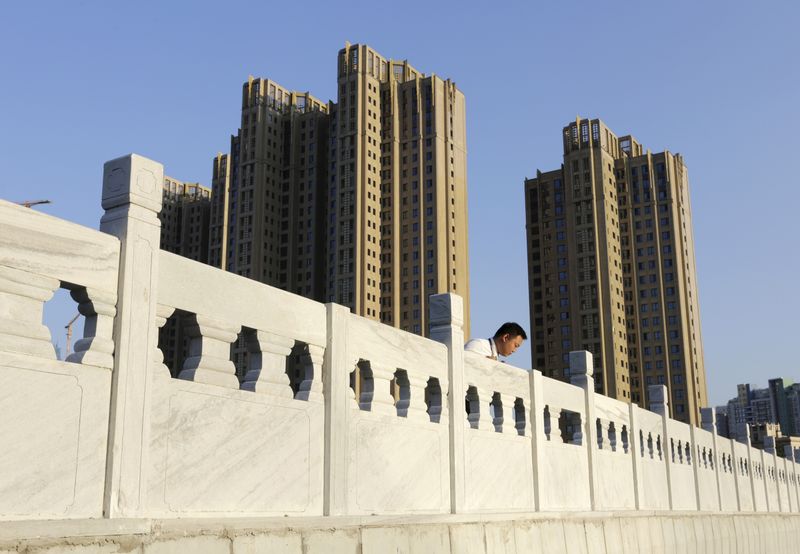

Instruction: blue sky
[1,1,798,405]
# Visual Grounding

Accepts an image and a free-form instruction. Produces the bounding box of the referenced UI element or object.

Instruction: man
[464,322,527,361]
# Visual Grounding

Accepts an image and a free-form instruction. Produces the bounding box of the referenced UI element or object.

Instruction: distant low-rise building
[718,377,799,448]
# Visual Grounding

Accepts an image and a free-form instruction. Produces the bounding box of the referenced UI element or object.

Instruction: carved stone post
[530,369,547,510]
[323,303,351,516]
[429,292,465,514]
[649,384,674,510]
[66,287,117,369]
[0,266,59,359]
[570,350,598,510]
[240,330,294,396]
[100,154,163,517]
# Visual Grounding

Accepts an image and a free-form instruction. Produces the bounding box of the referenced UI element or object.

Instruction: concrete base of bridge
[1,511,799,553]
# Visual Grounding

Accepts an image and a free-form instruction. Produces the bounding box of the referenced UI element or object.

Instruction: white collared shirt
[464,337,498,360]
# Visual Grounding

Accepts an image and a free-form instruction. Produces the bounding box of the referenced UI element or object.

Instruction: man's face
[497,333,524,357]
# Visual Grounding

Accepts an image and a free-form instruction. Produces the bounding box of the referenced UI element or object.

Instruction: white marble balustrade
[462,353,534,513]
[2,154,800,526]
[0,197,120,520]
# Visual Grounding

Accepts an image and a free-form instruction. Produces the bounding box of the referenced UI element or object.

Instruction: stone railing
[1,154,800,523]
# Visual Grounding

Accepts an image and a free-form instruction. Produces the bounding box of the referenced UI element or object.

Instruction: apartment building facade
[208,44,470,337]
[525,118,707,424]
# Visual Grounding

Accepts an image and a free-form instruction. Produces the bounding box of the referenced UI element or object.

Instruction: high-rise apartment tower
[209,44,470,337]
[524,118,707,424]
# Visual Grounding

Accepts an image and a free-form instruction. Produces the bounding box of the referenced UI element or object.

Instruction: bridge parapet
[1,154,800,527]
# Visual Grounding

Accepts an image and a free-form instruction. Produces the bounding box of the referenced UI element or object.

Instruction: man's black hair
[493,322,527,340]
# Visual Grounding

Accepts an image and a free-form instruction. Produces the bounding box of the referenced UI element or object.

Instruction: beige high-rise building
[525,118,707,424]
[330,43,469,336]
[208,77,330,301]
[209,153,231,269]
[160,177,211,263]
[209,44,470,338]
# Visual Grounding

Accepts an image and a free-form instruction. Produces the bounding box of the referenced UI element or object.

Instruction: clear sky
[1,1,798,406]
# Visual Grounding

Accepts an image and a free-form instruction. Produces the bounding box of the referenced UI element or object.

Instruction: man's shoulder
[464,338,491,355]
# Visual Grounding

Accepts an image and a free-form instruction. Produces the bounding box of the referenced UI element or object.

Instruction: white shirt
[464,337,498,360]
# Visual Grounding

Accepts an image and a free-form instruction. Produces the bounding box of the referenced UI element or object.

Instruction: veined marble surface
[0,354,110,519]
[349,412,449,515]
[146,377,324,517]
[463,430,534,512]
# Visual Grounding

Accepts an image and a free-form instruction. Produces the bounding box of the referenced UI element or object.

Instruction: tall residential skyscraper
[329,43,469,336]
[209,44,470,337]
[525,118,707,424]
[160,177,211,263]
[208,77,330,301]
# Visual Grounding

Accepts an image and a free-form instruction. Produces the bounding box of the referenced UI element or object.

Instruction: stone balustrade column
[178,315,239,389]
[240,330,294,397]
[100,154,163,517]
[0,265,59,359]
[406,374,430,423]
[649,384,674,510]
[570,350,598,510]
[629,402,644,510]
[596,417,607,451]
[295,343,324,402]
[429,292,465,514]
[323,303,351,516]
[475,387,495,431]
[529,369,546,510]
[499,393,518,434]
[152,304,174,378]
[66,287,116,369]
[368,363,397,416]
[546,405,562,442]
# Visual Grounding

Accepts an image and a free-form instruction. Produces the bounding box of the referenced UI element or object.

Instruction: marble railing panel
[539,440,591,511]
[349,411,449,515]
[761,450,781,513]
[633,406,670,510]
[716,439,739,512]
[346,314,448,383]
[693,427,721,511]
[158,252,326,348]
[749,446,768,512]
[341,312,450,515]
[592,394,635,510]
[0,353,110,520]
[777,459,791,513]
[732,440,755,511]
[787,459,800,513]
[540,377,585,414]
[462,429,534,513]
[0,199,120,293]
[462,353,530,401]
[665,418,697,511]
[145,376,323,517]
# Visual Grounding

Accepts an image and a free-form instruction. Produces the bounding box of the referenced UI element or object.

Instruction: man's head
[492,322,527,357]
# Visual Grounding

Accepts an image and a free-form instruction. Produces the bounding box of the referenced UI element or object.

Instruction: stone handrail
[0,154,799,524]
